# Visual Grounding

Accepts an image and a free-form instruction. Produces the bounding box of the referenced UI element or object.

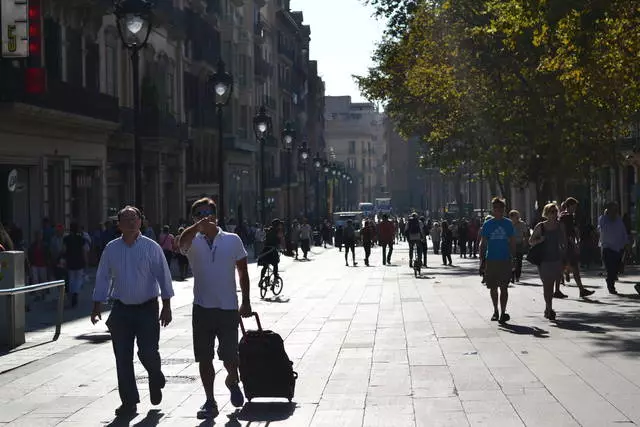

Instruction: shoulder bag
[526,224,545,266]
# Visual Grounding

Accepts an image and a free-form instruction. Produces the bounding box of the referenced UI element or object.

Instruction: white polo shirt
[186,229,248,310]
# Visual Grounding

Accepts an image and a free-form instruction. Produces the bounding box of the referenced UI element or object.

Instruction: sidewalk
[1,242,640,426]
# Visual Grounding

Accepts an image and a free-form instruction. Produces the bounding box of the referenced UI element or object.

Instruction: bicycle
[258,265,284,298]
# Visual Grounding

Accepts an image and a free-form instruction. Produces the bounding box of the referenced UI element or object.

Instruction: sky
[291,0,386,103]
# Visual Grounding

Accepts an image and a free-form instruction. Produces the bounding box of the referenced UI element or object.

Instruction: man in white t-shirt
[299,218,312,260]
[178,197,251,420]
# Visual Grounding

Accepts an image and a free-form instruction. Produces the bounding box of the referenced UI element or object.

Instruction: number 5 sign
[1,0,29,58]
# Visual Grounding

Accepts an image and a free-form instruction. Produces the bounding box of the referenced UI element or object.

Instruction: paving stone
[3,244,640,426]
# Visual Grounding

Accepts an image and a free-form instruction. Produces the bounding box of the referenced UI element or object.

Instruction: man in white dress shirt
[178,197,252,420]
[91,206,174,417]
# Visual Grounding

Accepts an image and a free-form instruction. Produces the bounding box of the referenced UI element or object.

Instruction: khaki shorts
[485,260,512,289]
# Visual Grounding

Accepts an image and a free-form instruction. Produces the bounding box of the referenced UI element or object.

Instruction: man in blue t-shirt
[480,197,516,324]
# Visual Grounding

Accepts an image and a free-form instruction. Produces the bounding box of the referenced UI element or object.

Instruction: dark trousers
[363,242,372,264]
[602,248,622,290]
[106,299,164,405]
[382,243,393,264]
[514,251,524,280]
[344,242,356,262]
[459,239,467,257]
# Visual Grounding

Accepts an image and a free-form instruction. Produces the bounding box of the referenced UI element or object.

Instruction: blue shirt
[481,217,514,260]
[598,215,628,252]
[93,234,174,304]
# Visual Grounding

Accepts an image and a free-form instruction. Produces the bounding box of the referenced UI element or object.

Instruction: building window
[104,28,119,97]
[85,38,99,91]
[348,140,355,154]
[44,19,62,81]
[348,158,356,169]
[239,105,248,139]
[66,27,83,85]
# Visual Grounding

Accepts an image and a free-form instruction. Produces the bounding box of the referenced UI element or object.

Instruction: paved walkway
[1,242,640,426]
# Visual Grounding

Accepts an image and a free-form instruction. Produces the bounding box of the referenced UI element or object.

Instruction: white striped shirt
[93,234,174,304]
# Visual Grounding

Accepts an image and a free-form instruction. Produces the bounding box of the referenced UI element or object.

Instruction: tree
[358,0,640,211]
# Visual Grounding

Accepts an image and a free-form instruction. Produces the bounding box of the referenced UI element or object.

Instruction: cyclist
[406,213,423,268]
[258,219,283,283]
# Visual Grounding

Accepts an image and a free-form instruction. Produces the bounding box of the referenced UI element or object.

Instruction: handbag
[526,224,545,266]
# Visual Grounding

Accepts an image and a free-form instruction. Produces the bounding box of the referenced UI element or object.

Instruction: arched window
[104,27,119,97]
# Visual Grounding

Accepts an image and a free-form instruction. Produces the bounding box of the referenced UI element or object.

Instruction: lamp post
[282,122,295,254]
[323,161,330,217]
[114,0,153,207]
[299,144,309,218]
[209,59,233,228]
[253,106,272,226]
[313,153,323,224]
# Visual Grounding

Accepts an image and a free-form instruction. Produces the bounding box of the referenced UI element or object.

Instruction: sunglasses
[194,208,216,219]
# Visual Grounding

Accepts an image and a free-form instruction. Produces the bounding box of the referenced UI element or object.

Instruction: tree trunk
[454,172,464,219]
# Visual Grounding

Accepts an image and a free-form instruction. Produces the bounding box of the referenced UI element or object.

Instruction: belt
[114,298,157,307]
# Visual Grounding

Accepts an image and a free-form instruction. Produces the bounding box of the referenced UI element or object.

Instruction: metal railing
[0,280,66,346]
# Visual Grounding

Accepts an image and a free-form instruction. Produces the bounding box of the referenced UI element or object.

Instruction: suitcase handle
[239,312,262,336]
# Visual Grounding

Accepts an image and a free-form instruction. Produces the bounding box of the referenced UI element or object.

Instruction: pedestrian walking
[177,197,252,420]
[440,221,453,265]
[300,218,312,260]
[377,214,395,265]
[430,222,441,255]
[479,198,515,324]
[598,202,629,294]
[509,210,530,283]
[529,203,566,321]
[63,222,89,308]
[158,225,175,268]
[559,198,595,298]
[343,220,357,266]
[91,206,174,417]
[174,227,190,280]
[406,213,422,267]
[361,220,375,266]
[290,221,301,259]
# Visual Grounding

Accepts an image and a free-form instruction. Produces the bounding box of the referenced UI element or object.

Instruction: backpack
[408,218,421,241]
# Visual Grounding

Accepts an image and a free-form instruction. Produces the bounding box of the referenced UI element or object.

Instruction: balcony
[266,176,284,189]
[120,108,188,140]
[1,71,120,123]
[254,57,273,79]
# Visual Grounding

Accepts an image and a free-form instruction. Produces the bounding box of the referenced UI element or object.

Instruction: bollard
[0,251,26,349]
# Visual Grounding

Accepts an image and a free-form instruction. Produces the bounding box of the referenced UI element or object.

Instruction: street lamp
[114,0,153,207]
[313,153,323,224]
[282,122,295,254]
[209,59,233,227]
[253,106,272,226]
[299,144,309,218]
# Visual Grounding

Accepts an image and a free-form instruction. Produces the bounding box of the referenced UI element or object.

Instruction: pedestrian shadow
[105,408,163,427]
[75,332,111,344]
[232,401,296,422]
[262,296,291,303]
[499,323,549,338]
[551,320,608,334]
[516,281,542,288]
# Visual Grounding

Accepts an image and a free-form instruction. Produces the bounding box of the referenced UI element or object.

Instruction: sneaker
[547,309,556,321]
[635,284,640,295]
[608,287,618,295]
[197,400,219,420]
[491,312,499,321]
[579,288,595,298]
[228,382,245,407]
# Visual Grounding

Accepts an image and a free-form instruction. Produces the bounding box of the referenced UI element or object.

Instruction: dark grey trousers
[106,299,164,405]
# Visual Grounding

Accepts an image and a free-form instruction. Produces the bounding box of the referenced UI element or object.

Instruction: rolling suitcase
[239,312,298,402]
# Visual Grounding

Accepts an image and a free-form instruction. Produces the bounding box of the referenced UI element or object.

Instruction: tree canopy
[358,0,640,203]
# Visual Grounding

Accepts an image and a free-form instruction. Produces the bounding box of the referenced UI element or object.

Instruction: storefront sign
[1,0,29,58]
[7,168,17,192]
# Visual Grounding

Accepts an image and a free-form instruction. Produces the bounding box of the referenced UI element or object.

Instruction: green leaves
[357,0,640,194]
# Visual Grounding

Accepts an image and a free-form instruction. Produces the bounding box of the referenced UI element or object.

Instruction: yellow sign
[1,0,29,58]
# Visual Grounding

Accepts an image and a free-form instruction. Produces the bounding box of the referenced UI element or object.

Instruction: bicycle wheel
[272,275,284,296]
[259,276,268,299]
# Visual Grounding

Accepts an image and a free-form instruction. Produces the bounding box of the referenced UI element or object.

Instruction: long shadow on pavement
[233,402,296,423]
[499,323,549,338]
